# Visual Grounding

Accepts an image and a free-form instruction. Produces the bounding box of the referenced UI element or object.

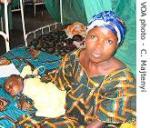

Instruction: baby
[4,75,35,112]
[4,75,24,97]
[4,74,66,118]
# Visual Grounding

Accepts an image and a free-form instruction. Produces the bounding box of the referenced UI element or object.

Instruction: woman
[17,11,136,128]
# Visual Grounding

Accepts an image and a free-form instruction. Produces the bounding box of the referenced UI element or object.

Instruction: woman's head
[4,75,24,97]
[85,11,126,63]
[87,11,126,45]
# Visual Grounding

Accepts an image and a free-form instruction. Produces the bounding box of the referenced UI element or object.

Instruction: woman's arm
[41,54,73,91]
[95,69,136,126]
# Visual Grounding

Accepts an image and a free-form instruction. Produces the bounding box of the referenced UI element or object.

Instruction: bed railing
[25,22,62,46]
[0,30,10,52]
[0,0,26,51]
[23,0,44,16]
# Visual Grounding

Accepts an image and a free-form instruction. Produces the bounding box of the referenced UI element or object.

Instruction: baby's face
[5,76,23,97]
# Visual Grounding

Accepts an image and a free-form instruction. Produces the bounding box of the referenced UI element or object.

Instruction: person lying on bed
[4,75,35,112]
[4,74,66,117]
[16,11,136,128]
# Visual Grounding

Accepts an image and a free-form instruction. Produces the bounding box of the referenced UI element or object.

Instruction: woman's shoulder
[106,66,135,82]
[105,57,134,79]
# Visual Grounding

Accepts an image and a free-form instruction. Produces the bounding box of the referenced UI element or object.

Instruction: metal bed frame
[23,0,44,16]
[0,0,63,52]
[0,1,10,52]
[0,31,9,52]
[25,22,62,45]
[0,0,26,52]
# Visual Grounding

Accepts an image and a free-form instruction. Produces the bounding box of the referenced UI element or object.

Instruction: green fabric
[44,0,112,25]
[61,0,87,25]
[83,0,112,23]
[112,0,136,75]
[44,0,60,22]
[11,0,20,9]
[44,0,87,24]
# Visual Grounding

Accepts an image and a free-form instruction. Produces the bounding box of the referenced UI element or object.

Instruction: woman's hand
[18,100,33,110]
[0,98,8,111]
[86,120,105,128]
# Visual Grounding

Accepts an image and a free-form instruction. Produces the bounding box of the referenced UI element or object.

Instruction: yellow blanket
[23,77,66,118]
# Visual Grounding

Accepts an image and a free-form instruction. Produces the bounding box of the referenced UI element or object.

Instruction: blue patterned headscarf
[87,11,126,45]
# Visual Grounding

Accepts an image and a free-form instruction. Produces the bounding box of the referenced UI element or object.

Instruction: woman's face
[85,27,118,63]
[5,76,23,97]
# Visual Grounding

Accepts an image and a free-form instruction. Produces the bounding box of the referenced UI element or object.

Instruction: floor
[0,4,54,55]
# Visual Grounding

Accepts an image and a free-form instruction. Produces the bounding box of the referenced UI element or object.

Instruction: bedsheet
[0,47,61,128]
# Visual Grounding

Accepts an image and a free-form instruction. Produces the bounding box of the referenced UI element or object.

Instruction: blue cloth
[0,47,61,127]
[3,47,61,76]
[87,11,126,45]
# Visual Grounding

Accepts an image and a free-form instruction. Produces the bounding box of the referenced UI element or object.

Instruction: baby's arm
[17,94,37,114]
[0,97,9,111]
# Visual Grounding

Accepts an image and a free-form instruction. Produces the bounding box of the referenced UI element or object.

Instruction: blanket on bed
[0,47,60,127]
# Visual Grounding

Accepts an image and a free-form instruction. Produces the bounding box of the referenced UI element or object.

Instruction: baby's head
[4,75,24,97]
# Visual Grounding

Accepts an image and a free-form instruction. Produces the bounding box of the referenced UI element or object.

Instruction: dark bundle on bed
[28,30,84,56]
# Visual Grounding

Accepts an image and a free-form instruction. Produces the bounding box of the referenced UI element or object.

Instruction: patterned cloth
[0,47,61,128]
[16,49,136,128]
[87,11,126,45]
